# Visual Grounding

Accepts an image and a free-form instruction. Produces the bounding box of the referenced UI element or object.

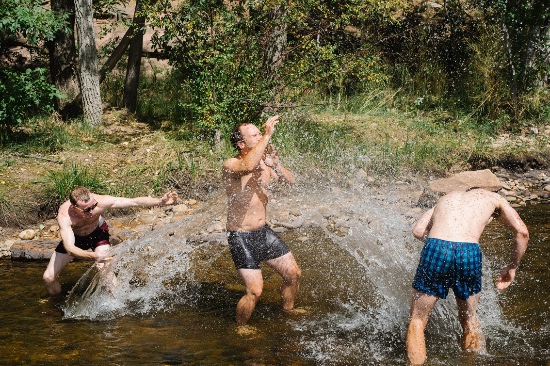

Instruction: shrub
[0,68,62,136]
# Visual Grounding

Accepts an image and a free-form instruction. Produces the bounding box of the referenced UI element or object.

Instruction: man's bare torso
[224,159,273,232]
[58,200,107,236]
[427,189,501,243]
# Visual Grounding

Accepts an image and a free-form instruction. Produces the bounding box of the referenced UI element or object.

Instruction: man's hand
[263,115,280,138]
[496,264,517,290]
[92,250,113,262]
[264,145,280,168]
[160,191,179,206]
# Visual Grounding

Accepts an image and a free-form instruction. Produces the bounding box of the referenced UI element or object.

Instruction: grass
[0,88,548,226]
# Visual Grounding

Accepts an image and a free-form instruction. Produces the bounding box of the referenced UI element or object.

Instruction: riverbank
[1,165,548,260]
[0,111,548,259]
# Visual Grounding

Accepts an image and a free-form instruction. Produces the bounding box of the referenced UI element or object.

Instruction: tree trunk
[47,0,80,118]
[74,0,103,126]
[123,0,146,113]
[69,27,133,106]
[263,5,287,84]
[99,27,133,83]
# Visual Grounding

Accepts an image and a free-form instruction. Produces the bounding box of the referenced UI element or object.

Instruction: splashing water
[62,184,542,364]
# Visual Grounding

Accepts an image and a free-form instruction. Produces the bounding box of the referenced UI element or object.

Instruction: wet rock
[172,203,189,213]
[206,222,224,233]
[170,211,190,222]
[18,229,36,240]
[317,206,338,219]
[0,239,17,257]
[289,208,301,216]
[11,238,58,260]
[278,217,304,229]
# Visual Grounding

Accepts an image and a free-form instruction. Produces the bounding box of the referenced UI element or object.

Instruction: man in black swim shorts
[222,115,302,324]
[43,186,178,295]
[406,185,529,365]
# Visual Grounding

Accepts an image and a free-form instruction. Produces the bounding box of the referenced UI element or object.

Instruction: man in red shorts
[43,186,178,295]
[406,187,529,365]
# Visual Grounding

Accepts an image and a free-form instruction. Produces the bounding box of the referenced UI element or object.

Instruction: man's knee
[408,317,427,332]
[289,266,302,283]
[43,269,55,285]
[282,261,301,284]
[245,283,263,299]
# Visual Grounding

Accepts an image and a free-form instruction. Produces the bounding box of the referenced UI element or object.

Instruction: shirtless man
[406,188,529,365]
[222,115,302,324]
[43,186,178,295]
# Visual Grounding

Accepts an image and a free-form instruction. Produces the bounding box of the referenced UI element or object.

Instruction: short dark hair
[230,123,253,150]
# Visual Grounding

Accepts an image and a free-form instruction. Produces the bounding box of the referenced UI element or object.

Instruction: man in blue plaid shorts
[406,187,529,365]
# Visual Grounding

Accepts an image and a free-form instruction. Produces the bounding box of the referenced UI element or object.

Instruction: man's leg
[43,251,73,295]
[265,252,301,311]
[456,293,485,352]
[236,268,264,324]
[406,289,438,366]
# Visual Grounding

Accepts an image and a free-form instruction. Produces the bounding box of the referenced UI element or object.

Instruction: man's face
[238,124,262,150]
[73,196,98,216]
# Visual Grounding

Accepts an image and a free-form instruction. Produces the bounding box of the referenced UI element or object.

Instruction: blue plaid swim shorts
[412,238,482,301]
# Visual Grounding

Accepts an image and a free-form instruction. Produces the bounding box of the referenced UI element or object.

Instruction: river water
[0,188,548,365]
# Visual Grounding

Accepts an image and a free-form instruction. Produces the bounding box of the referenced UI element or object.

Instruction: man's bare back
[413,189,526,244]
[407,187,529,365]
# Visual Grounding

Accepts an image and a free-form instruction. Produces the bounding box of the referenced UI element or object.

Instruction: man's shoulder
[222,156,243,172]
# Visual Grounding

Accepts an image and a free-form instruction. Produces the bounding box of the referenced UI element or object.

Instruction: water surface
[0,194,548,365]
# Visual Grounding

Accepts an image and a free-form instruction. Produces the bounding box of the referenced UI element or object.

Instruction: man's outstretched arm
[103,191,178,209]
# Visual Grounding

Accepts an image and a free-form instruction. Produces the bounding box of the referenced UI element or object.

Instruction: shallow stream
[0,189,548,365]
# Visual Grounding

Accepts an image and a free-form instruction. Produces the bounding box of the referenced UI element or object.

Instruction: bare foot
[236,324,259,337]
[462,330,486,354]
[284,307,310,316]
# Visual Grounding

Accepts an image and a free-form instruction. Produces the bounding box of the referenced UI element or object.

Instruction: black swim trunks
[55,220,110,254]
[227,225,290,269]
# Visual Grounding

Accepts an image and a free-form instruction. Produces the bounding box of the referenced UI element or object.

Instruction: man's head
[69,187,92,206]
[230,123,262,151]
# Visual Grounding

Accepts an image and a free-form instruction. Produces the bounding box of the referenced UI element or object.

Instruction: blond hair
[69,187,91,205]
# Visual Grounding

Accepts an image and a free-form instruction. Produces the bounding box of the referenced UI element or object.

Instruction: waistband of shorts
[227,225,267,236]
[426,237,479,246]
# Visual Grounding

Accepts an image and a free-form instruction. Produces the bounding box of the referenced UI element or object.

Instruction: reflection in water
[0,188,548,365]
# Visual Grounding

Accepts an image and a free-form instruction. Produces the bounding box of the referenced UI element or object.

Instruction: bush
[42,164,107,212]
[0,68,62,135]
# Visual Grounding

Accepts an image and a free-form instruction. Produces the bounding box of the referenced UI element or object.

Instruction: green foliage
[0,68,62,138]
[378,0,550,123]
[477,0,550,91]
[150,0,396,137]
[0,0,68,45]
[154,0,268,137]
[43,164,107,209]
